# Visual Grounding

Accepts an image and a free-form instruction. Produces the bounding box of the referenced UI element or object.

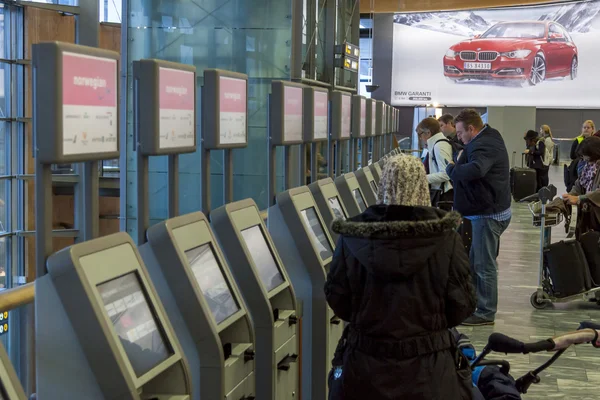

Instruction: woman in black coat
[325,154,476,400]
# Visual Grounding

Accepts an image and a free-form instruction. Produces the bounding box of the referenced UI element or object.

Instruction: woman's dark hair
[577,136,600,162]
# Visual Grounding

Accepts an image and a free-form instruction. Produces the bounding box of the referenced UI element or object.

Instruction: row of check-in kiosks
[17,148,403,400]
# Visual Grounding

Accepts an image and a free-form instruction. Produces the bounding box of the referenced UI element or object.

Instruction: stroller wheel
[531,292,550,309]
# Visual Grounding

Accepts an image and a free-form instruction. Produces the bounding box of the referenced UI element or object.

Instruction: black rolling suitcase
[510,152,536,201]
[543,240,592,297]
[579,231,600,286]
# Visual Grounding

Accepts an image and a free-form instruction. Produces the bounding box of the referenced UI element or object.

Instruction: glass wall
[124,0,294,238]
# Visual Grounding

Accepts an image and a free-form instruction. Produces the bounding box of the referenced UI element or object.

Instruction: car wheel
[570,56,578,80]
[528,53,546,86]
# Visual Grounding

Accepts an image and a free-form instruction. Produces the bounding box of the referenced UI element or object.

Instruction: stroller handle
[488,332,554,354]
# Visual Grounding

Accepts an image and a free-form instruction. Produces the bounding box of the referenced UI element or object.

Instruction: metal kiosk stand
[329,91,352,177]
[303,86,330,185]
[351,95,366,171]
[269,81,305,206]
[308,178,349,242]
[211,200,299,400]
[372,101,384,161]
[268,186,342,400]
[0,342,26,400]
[132,59,197,245]
[40,232,191,399]
[142,213,255,400]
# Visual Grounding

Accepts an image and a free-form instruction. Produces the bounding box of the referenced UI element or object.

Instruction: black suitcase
[510,152,536,201]
[543,240,592,298]
[579,231,600,286]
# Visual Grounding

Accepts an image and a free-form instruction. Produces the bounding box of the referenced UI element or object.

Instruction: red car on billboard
[443,21,578,86]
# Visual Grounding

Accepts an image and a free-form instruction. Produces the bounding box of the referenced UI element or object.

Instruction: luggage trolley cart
[528,186,600,309]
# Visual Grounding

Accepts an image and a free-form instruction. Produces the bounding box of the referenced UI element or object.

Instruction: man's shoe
[461,315,495,326]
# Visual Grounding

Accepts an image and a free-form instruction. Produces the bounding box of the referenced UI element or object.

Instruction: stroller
[455,321,600,399]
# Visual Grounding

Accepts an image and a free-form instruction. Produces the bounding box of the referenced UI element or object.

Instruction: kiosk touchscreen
[0,342,26,400]
[268,187,343,400]
[368,160,382,184]
[36,232,190,400]
[335,172,370,218]
[211,200,299,400]
[139,212,255,400]
[355,167,379,206]
[309,178,350,241]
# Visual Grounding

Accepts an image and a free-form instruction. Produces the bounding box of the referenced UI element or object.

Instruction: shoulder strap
[431,138,453,163]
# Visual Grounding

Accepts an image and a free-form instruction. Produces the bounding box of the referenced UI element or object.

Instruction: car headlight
[445,49,457,59]
[500,50,532,59]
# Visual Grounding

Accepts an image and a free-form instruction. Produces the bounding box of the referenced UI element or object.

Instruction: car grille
[460,51,477,61]
[478,51,498,61]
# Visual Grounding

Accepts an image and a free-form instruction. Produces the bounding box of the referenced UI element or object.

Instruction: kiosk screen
[370,180,378,195]
[328,196,346,220]
[241,226,285,292]
[185,243,240,324]
[300,207,333,261]
[353,189,367,212]
[98,273,172,377]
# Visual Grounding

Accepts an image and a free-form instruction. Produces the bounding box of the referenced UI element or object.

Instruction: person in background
[446,109,511,327]
[417,117,454,206]
[325,154,475,400]
[540,124,555,169]
[563,136,600,206]
[571,120,595,160]
[439,113,462,145]
[524,130,547,191]
[566,120,595,192]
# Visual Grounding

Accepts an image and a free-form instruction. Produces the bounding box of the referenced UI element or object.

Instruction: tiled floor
[462,166,600,399]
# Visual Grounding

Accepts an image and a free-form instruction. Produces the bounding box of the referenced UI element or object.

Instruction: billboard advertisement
[391,1,600,107]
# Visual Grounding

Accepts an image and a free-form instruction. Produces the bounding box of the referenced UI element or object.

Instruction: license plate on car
[464,62,492,70]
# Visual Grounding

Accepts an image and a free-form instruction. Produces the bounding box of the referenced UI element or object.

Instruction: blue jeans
[469,217,511,321]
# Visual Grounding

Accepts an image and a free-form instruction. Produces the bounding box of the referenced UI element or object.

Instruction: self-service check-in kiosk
[141,212,255,400]
[268,187,343,400]
[37,232,191,399]
[335,172,370,217]
[211,200,298,400]
[354,166,379,205]
[309,178,349,242]
[0,342,26,400]
[368,160,382,184]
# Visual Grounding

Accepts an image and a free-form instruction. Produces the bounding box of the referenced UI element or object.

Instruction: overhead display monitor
[240,225,286,292]
[328,196,347,220]
[33,43,121,164]
[360,98,366,136]
[184,243,240,324]
[341,94,351,139]
[300,207,334,261]
[98,272,173,377]
[353,189,367,212]
[270,81,304,145]
[158,67,195,150]
[133,59,197,155]
[203,69,248,149]
[391,2,599,108]
[314,90,329,141]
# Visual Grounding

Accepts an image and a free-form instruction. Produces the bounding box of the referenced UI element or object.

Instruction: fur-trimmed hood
[332,205,462,238]
[332,205,463,280]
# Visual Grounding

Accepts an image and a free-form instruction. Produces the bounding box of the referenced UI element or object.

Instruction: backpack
[542,138,554,167]
[432,138,464,165]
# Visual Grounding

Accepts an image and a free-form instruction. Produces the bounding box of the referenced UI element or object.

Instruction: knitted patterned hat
[376,155,431,207]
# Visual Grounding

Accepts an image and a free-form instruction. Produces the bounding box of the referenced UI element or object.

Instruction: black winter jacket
[325,205,476,400]
[447,125,511,217]
[526,139,546,170]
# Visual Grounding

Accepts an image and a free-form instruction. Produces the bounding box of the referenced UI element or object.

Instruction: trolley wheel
[530,292,550,309]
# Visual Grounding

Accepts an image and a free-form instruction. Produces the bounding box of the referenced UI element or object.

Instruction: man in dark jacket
[447,109,511,326]
[325,155,476,400]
